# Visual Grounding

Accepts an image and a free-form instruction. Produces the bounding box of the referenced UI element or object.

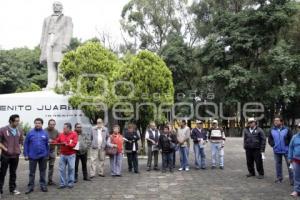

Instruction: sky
[0,0,129,49]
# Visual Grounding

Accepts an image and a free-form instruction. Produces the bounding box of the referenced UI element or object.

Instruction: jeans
[193,143,206,168]
[0,156,19,193]
[28,157,47,190]
[211,143,224,167]
[75,153,88,180]
[274,153,293,182]
[110,153,123,176]
[293,162,300,192]
[162,152,173,171]
[48,156,56,183]
[246,149,264,176]
[58,154,75,187]
[179,146,189,169]
[127,151,138,172]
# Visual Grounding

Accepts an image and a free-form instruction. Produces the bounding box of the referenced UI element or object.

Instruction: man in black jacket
[124,124,140,173]
[243,118,266,179]
[159,126,177,173]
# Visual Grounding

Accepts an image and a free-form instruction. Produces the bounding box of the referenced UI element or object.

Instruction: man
[124,124,140,173]
[191,120,207,169]
[159,126,177,173]
[52,123,78,189]
[146,121,160,171]
[40,1,73,89]
[44,119,59,185]
[208,120,226,170]
[74,123,91,182]
[268,116,293,184]
[90,118,109,178]
[177,120,191,171]
[24,118,49,194]
[243,118,266,179]
[0,114,23,197]
[288,123,300,197]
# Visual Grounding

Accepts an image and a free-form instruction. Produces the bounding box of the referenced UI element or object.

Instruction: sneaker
[178,168,183,171]
[41,187,48,192]
[246,174,255,178]
[10,190,21,195]
[25,189,33,194]
[57,186,66,189]
[185,167,190,171]
[257,175,264,179]
[220,166,224,170]
[146,167,151,171]
[290,191,298,197]
[211,166,216,169]
[275,178,282,183]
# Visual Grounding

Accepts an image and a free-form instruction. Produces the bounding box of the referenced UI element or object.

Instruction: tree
[59,41,174,135]
[59,41,122,126]
[118,50,174,150]
[194,0,299,129]
[0,47,46,94]
[121,0,197,52]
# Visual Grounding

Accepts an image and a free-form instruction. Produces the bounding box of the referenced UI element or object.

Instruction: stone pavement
[0,138,296,200]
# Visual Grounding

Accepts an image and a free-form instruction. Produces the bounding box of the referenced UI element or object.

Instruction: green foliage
[0,47,46,94]
[59,42,174,127]
[59,41,122,123]
[16,83,41,93]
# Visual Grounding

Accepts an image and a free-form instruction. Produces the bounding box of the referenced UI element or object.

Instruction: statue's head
[53,1,63,14]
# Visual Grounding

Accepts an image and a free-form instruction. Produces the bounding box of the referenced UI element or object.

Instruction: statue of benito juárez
[40,1,73,90]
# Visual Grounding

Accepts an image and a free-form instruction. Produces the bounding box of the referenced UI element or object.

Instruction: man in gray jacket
[90,118,109,178]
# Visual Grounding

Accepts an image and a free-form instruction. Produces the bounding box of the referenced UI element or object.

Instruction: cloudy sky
[0,0,129,49]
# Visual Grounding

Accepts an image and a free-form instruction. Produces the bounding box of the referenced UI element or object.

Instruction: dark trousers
[162,152,173,171]
[246,149,264,176]
[75,153,88,180]
[147,145,158,168]
[28,157,47,190]
[172,151,176,168]
[127,152,138,172]
[0,156,19,193]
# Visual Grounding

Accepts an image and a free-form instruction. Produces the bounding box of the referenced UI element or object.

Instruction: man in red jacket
[52,123,78,189]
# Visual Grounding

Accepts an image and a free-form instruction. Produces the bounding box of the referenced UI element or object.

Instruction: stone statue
[40,1,73,90]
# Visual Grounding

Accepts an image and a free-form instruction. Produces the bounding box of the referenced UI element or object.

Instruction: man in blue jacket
[24,118,49,194]
[268,116,293,185]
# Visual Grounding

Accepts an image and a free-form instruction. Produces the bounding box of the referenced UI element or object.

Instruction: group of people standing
[0,114,299,197]
[243,116,300,197]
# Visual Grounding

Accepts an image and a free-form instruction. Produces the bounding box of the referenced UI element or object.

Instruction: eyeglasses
[76,127,82,129]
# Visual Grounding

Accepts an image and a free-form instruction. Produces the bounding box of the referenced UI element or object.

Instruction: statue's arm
[63,17,73,49]
[40,18,47,49]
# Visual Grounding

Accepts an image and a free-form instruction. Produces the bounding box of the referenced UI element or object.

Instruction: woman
[288,123,300,197]
[167,122,178,168]
[124,124,140,173]
[159,125,177,173]
[107,125,123,177]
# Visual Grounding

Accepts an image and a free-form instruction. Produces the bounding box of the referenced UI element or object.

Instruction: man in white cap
[208,120,226,169]
[243,118,266,179]
[191,120,208,169]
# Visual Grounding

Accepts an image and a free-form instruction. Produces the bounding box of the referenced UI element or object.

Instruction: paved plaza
[0,138,295,200]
